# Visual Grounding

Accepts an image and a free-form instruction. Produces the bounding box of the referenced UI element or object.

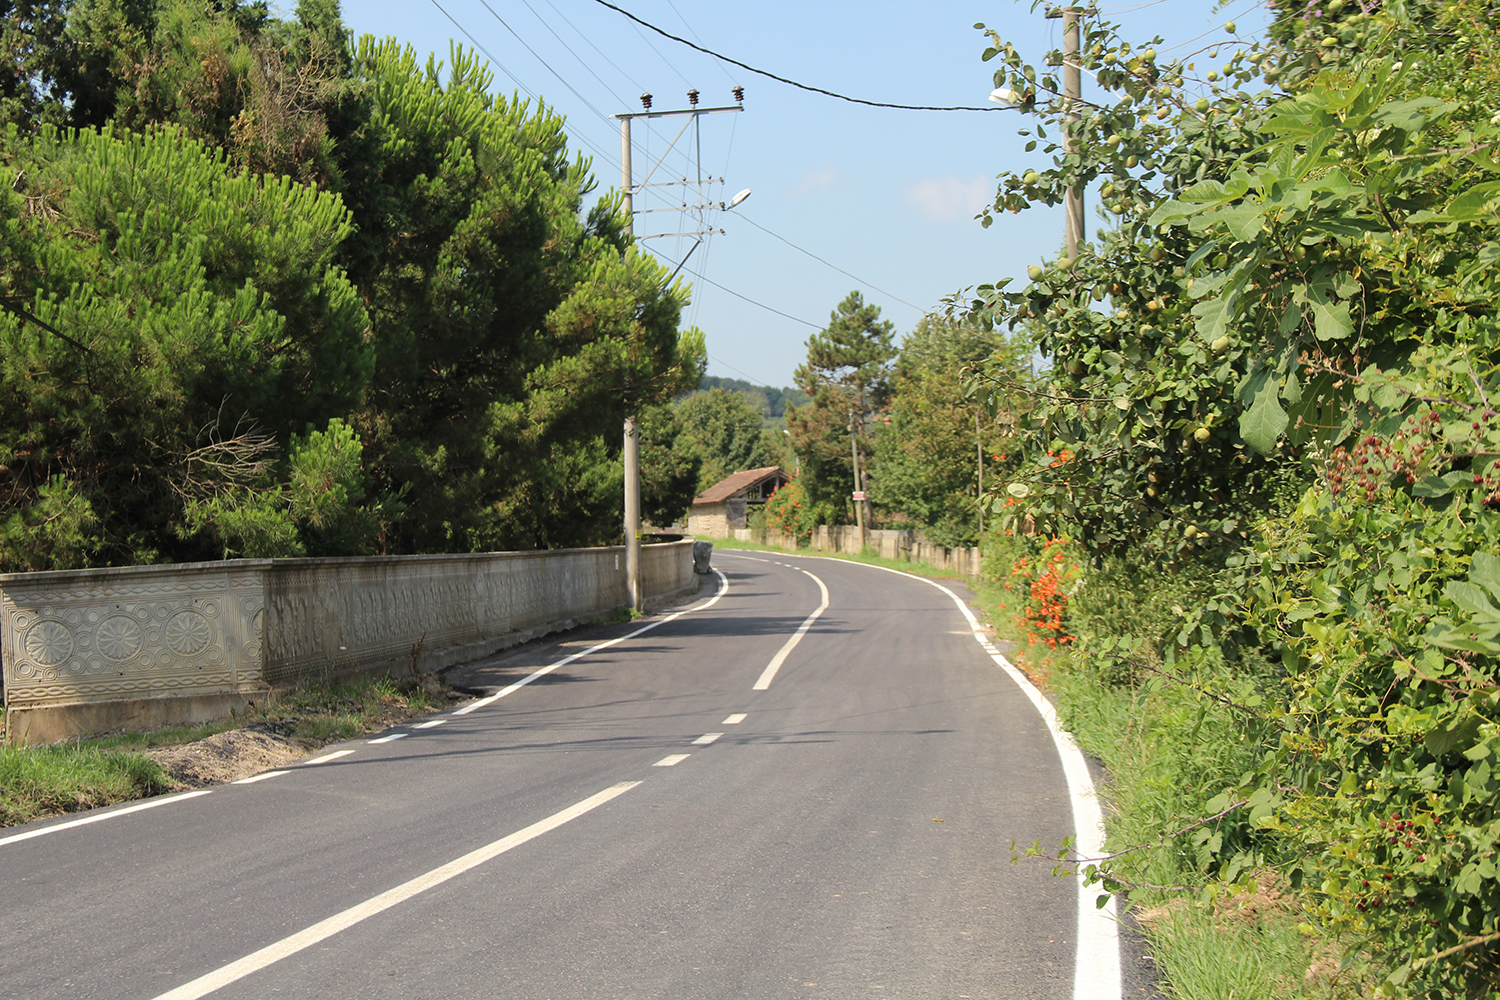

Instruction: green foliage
[638,402,700,527]
[0,122,370,569]
[0,475,100,571]
[0,2,708,565]
[673,387,778,492]
[0,743,170,827]
[335,39,703,551]
[696,375,809,421]
[967,0,1500,991]
[759,476,830,546]
[873,314,1029,546]
[788,291,896,517]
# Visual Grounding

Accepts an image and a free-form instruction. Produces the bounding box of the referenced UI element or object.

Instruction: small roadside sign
[851,491,867,501]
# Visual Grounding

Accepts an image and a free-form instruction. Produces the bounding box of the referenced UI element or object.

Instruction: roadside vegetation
[945,0,1500,992]
[0,676,443,828]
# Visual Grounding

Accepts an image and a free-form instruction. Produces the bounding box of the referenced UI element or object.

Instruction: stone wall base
[7,692,266,746]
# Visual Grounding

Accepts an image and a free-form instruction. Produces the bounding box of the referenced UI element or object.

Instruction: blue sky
[334,0,1271,389]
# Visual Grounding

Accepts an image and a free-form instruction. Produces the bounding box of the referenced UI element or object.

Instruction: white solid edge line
[149,781,642,1000]
[752,567,830,691]
[232,771,289,785]
[653,754,690,767]
[0,789,215,848]
[302,750,354,765]
[452,569,731,717]
[850,559,1122,1000]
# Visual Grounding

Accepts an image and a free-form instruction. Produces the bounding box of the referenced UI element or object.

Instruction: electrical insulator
[732,85,744,104]
[687,88,699,106]
[640,92,652,110]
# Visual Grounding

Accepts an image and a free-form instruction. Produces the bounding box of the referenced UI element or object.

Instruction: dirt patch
[141,687,452,789]
[142,721,308,788]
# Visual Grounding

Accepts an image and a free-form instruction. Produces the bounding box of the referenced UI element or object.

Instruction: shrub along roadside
[0,676,442,829]
[973,532,1376,998]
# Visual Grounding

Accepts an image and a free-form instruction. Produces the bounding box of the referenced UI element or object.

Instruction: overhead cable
[426,0,620,170]
[642,246,821,330]
[734,214,926,314]
[592,0,1015,112]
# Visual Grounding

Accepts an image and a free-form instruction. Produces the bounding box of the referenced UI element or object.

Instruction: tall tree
[787,291,895,521]
[872,315,1030,546]
[0,1,706,563]
[674,387,778,493]
[0,124,372,567]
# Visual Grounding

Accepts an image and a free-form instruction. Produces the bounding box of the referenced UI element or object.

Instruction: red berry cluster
[1326,410,1447,501]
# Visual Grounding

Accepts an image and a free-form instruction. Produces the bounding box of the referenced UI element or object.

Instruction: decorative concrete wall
[1,541,695,743]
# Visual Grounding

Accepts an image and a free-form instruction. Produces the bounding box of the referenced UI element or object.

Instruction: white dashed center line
[413,720,446,729]
[654,754,690,767]
[302,750,354,765]
[692,733,722,745]
[367,733,408,744]
[232,771,288,785]
[722,713,746,724]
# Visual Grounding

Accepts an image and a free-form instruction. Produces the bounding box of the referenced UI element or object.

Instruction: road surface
[0,551,1122,999]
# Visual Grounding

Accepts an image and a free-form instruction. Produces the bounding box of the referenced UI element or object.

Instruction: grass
[0,674,443,828]
[0,744,173,828]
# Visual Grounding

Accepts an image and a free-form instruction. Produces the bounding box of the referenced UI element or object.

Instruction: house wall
[687,502,729,539]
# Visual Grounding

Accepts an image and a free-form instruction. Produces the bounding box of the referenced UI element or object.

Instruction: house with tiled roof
[687,466,791,539]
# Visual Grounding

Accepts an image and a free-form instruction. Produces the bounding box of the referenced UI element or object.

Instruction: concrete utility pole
[1048,5,1093,259]
[849,410,865,548]
[976,411,984,537]
[616,92,743,612]
[620,115,641,612]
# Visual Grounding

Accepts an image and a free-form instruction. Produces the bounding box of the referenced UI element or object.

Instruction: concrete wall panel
[1,542,694,742]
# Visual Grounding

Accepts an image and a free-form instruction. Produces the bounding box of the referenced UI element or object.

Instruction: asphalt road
[0,551,1123,1000]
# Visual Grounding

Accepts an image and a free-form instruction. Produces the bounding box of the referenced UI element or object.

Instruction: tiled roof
[691,466,788,505]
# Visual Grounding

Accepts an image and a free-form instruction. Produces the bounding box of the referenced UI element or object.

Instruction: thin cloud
[906,175,993,222]
[784,162,840,198]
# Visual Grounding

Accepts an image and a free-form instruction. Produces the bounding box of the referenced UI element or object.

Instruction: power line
[707,353,787,389]
[475,0,615,124]
[425,0,620,172]
[517,0,631,107]
[734,214,926,314]
[643,245,821,330]
[592,0,1014,113]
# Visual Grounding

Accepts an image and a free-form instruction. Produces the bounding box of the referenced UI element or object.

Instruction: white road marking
[149,781,641,1000]
[752,567,830,690]
[302,750,354,765]
[691,733,722,745]
[722,713,746,724]
[653,754,690,767]
[453,569,731,716]
[853,559,1123,1000]
[232,771,288,785]
[0,790,213,848]
[367,733,408,744]
[413,720,446,729]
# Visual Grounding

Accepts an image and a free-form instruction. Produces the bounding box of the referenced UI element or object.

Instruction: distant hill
[692,376,810,421]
